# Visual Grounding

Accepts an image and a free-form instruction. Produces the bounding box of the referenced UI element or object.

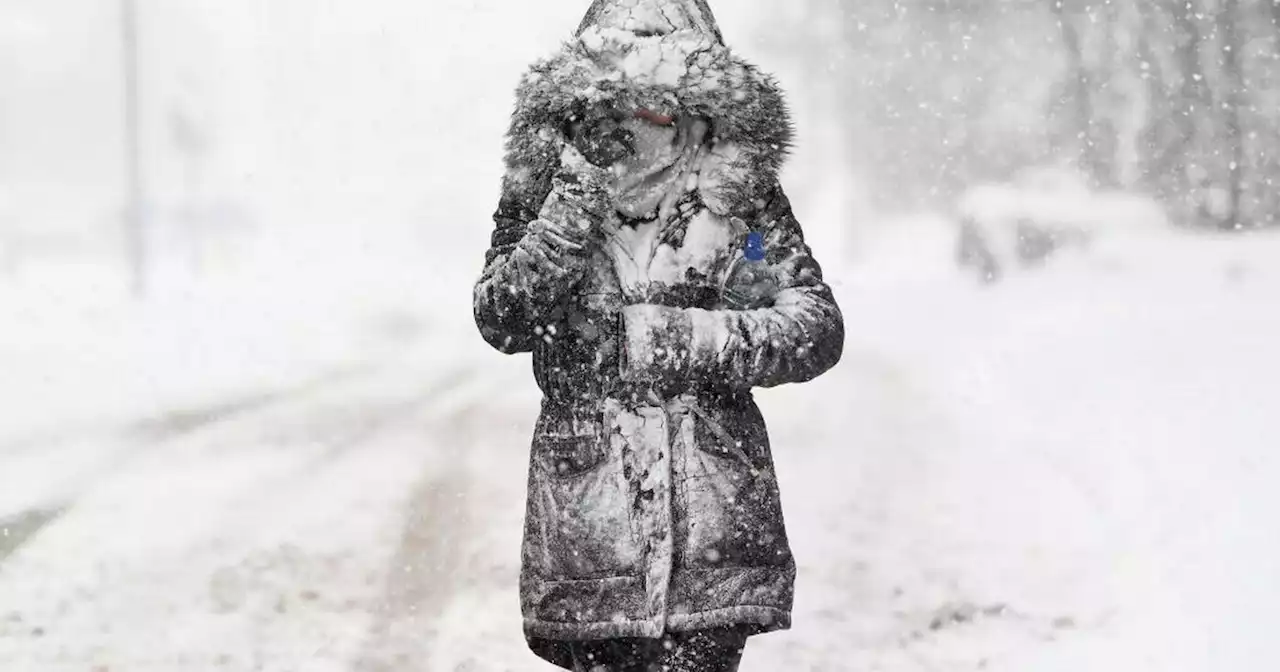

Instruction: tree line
[770,0,1280,230]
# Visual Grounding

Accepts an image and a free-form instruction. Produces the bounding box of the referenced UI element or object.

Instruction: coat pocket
[680,399,790,569]
[526,408,640,579]
[687,401,771,476]
[533,409,609,480]
[539,434,608,479]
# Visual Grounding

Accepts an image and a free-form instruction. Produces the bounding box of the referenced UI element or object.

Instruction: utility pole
[121,0,147,296]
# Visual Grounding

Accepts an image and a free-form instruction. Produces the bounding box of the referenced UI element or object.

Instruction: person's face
[570,107,678,169]
[614,115,680,177]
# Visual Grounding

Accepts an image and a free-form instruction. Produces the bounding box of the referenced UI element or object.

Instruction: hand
[538,145,617,244]
[520,214,588,260]
[555,145,615,213]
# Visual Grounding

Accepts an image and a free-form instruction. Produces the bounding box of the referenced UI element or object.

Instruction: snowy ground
[2,219,1278,672]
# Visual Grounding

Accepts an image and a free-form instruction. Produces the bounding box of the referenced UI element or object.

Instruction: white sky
[0,2,835,258]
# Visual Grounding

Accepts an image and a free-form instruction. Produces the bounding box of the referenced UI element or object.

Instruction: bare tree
[1162,0,1220,226]
[1050,0,1109,185]
[1102,0,1152,189]
[1135,3,1176,198]
[1215,0,1245,229]
[791,0,1279,231]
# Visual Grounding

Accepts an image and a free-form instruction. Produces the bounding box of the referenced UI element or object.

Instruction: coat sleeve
[618,187,844,389]
[472,125,588,355]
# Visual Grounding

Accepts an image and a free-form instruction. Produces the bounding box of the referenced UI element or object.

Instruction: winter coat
[472,1,843,667]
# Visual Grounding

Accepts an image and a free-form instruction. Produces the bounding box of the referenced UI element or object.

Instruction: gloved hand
[532,145,617,245]
[510,145,618,291]
[510,217,590,284]
[543,146,615,223]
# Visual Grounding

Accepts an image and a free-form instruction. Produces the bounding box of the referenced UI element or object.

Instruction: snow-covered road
[0,355,523,670]
[3,228,1279,671]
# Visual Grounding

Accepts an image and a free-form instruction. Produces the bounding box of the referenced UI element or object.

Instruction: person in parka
[473,1,843,669]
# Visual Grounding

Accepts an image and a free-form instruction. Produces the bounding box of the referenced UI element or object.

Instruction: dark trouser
[568,627,749,672]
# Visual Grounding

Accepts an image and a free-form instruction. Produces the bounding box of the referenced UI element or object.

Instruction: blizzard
[2,1,1278,670]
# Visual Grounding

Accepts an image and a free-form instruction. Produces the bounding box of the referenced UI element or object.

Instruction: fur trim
[504,27,793,218]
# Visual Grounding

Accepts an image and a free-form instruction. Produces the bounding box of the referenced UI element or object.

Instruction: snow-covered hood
[575,0,725,44]
[506,0,793,217]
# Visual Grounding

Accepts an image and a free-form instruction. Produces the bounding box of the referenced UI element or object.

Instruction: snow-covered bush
[954,167,1168,282]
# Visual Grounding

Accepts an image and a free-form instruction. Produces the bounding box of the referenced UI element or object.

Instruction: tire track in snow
[352,367,538,672]
[0,507,63,565]
[0,365,371,570]
[351,439,476,672]
[0,356,500,669]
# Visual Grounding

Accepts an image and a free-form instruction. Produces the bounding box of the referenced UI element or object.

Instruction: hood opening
[508,0,792,218]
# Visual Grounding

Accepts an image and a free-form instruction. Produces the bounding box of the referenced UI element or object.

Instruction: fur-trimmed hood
[504,0,793,217]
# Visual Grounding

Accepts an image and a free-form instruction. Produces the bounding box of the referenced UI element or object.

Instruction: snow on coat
[472,1,844,666]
